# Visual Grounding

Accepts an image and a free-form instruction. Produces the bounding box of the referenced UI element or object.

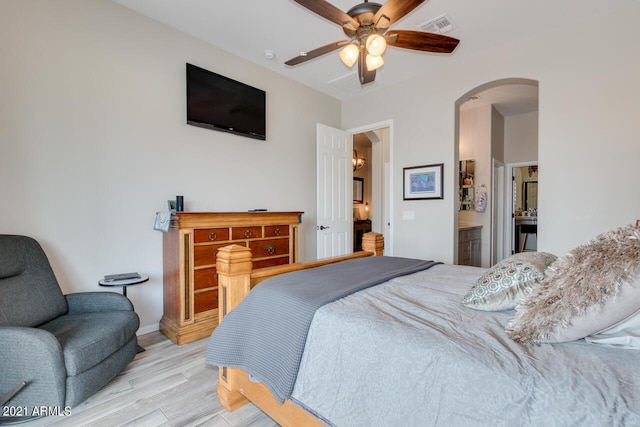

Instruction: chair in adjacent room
[0,234,140,419]
[520,223,538,252]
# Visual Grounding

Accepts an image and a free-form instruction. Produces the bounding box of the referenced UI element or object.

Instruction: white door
[317,123,352,258]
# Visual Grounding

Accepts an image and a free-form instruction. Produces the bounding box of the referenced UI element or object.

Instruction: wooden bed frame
[214,232,385,426]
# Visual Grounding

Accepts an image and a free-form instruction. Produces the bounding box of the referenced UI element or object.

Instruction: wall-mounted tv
[186,63,266,141]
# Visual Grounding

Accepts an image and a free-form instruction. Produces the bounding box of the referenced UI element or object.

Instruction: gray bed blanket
[291,264,640,426]
[205,256,440,402]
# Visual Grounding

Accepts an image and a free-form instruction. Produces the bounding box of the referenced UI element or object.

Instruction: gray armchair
[0,235,139,418]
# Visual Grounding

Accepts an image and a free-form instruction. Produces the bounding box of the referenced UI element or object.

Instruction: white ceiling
[111,0,616,107]
[460,84,539,117]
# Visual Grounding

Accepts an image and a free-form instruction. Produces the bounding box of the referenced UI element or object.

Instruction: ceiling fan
[285,0,460,85]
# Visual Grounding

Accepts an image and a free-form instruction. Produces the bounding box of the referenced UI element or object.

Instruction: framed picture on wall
[403,163,444,200]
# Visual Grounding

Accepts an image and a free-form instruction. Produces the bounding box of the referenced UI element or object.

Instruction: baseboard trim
[137,323,159,336]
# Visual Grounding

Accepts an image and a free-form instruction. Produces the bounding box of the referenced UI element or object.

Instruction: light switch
[402,211,415,220]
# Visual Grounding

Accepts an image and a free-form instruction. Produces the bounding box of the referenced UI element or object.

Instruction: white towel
[475,185,488,213]
[154,211,172,232]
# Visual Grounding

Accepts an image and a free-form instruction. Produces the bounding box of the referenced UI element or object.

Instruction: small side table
[98,275,149,297]
[98,275,149,353]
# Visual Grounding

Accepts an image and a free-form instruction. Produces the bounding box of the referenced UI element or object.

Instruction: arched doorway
[454,78,539,267]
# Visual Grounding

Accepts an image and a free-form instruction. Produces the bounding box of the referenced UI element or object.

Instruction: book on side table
[103,272,141,282]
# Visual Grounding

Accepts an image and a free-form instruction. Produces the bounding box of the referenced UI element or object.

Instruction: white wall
[505,111,538,164]
[0,0,340,333]
[342,2,640,262]
[3,0,639,334]
[491,107,505,165]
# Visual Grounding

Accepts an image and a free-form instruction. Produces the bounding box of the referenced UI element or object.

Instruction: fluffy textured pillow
[462,252,557,311]
[507,224,640,343]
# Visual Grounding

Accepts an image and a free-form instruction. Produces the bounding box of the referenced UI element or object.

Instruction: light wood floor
[19,332,278,427]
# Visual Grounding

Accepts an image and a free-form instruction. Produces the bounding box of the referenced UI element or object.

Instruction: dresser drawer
[232,226,262,240]
[194,243,238,267]
[194,289,218,314]
[249,238,289,258]
[194,267,217,290]
[253,256,290,269]
[194,228,230,243]
[459,228,481,243]
[264,225,289,238]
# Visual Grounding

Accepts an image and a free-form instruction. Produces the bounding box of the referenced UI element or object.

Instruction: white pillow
[507,224,640,343]
[585,307,640,349]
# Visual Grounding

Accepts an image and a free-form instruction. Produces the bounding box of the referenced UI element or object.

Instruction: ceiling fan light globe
[366,54,384,71]
[365,34,387,56]
[339,44,359,67]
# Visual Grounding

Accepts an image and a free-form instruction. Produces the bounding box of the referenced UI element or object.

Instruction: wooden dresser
[161,211,303,345]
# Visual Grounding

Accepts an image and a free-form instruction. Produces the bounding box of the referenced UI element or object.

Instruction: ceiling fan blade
[293,0,360,30]
[373,0,426,29]
[358,49,376,84]
[385,30,459,53]
[285,40,349,66]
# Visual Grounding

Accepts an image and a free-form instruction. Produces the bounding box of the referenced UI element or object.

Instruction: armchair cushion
[66,292,134,314]
[39,310,139,376]
[0,235,67,327]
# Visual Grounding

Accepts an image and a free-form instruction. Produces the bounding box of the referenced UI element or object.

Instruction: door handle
[318,225,330,230]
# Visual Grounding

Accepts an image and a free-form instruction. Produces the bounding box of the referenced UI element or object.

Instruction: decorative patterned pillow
[462,252,557,311]
[507,224,640,343]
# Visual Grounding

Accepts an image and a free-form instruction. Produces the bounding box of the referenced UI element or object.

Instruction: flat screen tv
[186,63,266,141]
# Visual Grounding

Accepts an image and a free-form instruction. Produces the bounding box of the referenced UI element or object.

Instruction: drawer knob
[244,230,252,238]
[208,232,217,241]
[274,228,281,236]
[214,273,218,279]
[265,245,276,255]
[214,296,218,302]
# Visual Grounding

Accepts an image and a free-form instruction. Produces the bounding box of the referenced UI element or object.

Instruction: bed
[206,229,640,426]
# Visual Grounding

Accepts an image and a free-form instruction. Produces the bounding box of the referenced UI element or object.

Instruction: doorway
[316,121,393,258]
[349,121,393,256]
[455,78,539,266]
[510,163,538,254]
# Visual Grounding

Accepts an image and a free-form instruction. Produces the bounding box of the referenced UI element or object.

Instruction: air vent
[328,72,370,93]
[417,13,454,34]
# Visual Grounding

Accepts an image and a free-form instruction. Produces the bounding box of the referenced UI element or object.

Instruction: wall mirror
[514,165,538,215]
[459,159,475,184]
[523,180,538,211]
[353,177,364,203]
